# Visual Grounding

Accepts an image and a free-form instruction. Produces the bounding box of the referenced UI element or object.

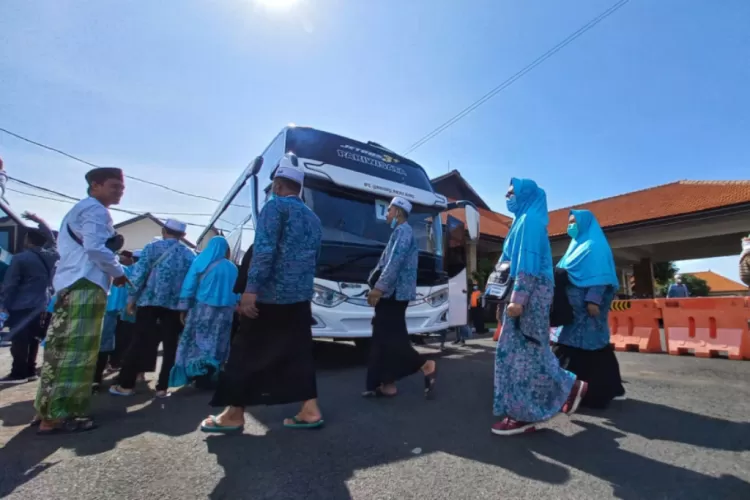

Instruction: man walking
[201,154,324,432]
[34,168,127,434]
[110,219,194,399]
[0,212,59,384]
[667,274,690,298]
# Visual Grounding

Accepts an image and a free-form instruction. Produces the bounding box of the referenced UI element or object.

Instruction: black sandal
[424,368,437,399]
[37,418,98,436]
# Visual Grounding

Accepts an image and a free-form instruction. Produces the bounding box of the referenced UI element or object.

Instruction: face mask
[390,218,398,229]
[506,195,518,213]
[742,239,750,251]
[268,193,276,202]
[567,223,578,239]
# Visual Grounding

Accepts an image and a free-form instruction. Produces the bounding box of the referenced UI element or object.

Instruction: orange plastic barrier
[608,299,664,353]
[660,297,750,360]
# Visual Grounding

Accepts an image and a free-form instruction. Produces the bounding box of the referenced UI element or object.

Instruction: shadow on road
[580,399,750,452]
[526,422,750,499]
[1,339,748,500]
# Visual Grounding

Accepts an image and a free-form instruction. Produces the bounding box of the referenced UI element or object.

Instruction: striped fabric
[34,279,107,420]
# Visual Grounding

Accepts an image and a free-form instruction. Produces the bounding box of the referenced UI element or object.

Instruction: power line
[404,0,630,155]
[9,187,214,216]
[7,187,73,204]
[0,126,223,203]
[7,179,209,227]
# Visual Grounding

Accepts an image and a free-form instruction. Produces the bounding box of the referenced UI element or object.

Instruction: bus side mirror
[465,205,480,242]
[249,156,264,176]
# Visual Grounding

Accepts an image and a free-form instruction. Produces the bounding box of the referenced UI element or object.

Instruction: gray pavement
[1,337,749,500]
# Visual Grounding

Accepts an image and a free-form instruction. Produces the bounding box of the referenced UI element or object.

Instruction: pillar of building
[632,257,655,298]
[466,240,478,279]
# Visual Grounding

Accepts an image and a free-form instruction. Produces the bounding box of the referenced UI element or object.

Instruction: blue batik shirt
[129,239,196,310]
[374,222,418,301]
[245,196,322,305]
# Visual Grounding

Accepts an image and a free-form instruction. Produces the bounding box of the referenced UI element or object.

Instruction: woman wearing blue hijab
[169,236,239,390]
[552,209,625,408]
[492,179,586,436]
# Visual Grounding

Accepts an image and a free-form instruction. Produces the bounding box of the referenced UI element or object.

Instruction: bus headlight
[312,284,347,308]
[424,289,449,307]
[410,289,449,308]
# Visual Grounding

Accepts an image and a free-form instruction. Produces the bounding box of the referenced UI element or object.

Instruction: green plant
[473,257,496,289]
[653,261,678,288]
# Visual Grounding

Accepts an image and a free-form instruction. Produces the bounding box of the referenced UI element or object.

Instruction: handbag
[484,261,514,304]
[549,268,574,327]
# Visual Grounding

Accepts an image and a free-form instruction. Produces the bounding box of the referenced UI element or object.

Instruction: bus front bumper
[310,300,450,339]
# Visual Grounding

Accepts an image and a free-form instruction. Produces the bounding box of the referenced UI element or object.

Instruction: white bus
[197,126,479,349]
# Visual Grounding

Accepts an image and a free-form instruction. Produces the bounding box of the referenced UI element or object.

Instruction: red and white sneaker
[562,380,588,415]
[491,418,537,436]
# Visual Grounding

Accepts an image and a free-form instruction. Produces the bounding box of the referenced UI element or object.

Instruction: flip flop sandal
[29,418,42,427]
[37,418,98,436]
[200,416,243,434]
[109,386,135,397]
[424,368,437,399]
[361,388,397,398]
[283,416,325,429]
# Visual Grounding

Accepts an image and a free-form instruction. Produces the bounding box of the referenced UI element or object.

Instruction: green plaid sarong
[34,279,107,420]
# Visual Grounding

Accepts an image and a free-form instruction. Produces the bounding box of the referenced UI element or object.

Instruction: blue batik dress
[493,178,576,423]
[169,237,238,388]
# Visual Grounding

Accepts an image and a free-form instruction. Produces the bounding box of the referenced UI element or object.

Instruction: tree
[653,261,678,288]
[472,257,497,289]
[682,274,711,297]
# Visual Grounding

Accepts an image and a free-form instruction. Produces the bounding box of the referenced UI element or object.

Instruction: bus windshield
[301,180,445,285]
[303,182,443,255]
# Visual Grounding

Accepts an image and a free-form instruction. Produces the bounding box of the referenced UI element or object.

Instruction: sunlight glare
[255,0,300,12]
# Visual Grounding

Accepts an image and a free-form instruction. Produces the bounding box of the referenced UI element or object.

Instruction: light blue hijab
[557,209,619,288]
[179,236,239,308]
[501,178,553,281]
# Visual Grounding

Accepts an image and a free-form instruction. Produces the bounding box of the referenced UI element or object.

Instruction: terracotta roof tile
[548,181,750,236]
[441,199,512,238]
[684,271,747,293]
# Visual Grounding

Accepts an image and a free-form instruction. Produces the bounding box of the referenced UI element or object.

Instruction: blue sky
[1,0,748,281]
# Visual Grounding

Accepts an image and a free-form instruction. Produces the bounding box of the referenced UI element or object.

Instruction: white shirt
[54,197,124,293]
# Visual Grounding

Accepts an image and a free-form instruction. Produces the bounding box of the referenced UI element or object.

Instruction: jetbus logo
[337,144,408,177]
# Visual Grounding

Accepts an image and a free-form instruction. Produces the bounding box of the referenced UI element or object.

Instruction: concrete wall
[117,218,166,252]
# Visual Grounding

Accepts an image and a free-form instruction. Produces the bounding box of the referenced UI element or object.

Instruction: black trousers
[110,319,135,368]
[366,298,424,391]
[118,306,182,391]
[471,307,486,333]
[8,308,43,378]
[94,352,110,385]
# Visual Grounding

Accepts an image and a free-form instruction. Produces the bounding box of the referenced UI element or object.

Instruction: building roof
[114,213,196,248]
[431,170,492,211]
[683,271,747,293]
[441,200,512,239]
[547,180,750,236]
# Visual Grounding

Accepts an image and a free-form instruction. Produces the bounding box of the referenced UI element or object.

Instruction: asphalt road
[1,337,749,500]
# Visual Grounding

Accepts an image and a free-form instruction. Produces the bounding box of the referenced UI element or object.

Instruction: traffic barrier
[660,297,750,360]
[493,323,502,342]
[608,299,665,353]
